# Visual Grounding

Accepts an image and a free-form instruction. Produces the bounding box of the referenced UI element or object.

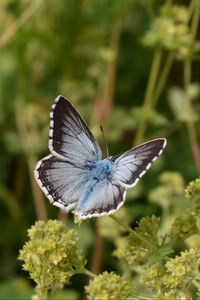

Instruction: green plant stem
[89,224,104,274]
[153,52,174,107]
[131,293,153,300]
[144,0,155,20]
[109,215,157,248]
[28,155,47,220]
[102,16,122,127]
[36,286,48,300]
[183,1,200,174]
[15,100,47,220]
[188,0,198,22]
[82,268,97,278]
[134,47,162,146]
[0,0,43,48]
[190,1,200,39]
[109,214,133,233]
[184,37,198,169]
[192,279,200,289]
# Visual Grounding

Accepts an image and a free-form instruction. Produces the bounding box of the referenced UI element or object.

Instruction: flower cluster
[168,208,198,240]
[165,249,200,288]
[19,220,86,297]
[142,262,166,288]
[142,249,200,297]
[185,177,200,205]
[85,271,132,300]
[142,4,196,58]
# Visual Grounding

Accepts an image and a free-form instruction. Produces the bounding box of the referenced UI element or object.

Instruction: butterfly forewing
[112,139,167,188]
[49,96,102,166]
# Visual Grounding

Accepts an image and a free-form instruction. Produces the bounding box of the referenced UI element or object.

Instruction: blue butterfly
[34,96,167,219]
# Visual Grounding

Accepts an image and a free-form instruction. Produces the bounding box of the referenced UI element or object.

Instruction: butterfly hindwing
[76,179,126,219]
[34,154,91,211]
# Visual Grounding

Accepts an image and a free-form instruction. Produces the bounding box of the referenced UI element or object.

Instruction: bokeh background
[0,0,200,298]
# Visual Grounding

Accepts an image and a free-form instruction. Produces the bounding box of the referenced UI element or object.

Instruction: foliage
[1,0,200,299]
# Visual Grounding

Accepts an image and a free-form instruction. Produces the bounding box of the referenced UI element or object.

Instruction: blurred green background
[0,0,200,298]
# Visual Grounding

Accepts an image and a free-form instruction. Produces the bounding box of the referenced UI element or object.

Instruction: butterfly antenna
[100,125,109,157]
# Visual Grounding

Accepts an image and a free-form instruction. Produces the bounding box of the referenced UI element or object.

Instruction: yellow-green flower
[168,208,197,240]
[165,249,200,288]
[142,4,196,59]
[86,271,132,300]
[142,262,166,288]
[19,220,86,294]
[185,178,200,204]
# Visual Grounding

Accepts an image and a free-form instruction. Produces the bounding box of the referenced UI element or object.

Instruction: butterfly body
[90,159,115,181]
[34,95,167,219]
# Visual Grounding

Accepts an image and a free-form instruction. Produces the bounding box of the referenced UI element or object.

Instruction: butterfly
[34,95,167,219]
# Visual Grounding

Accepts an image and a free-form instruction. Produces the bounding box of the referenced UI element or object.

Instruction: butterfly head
[90,159,115,181]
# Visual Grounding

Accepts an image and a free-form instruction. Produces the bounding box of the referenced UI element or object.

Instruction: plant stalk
[183,1,200,174]
[83,268,97,279]
[153,52,174,107]
[134,47,162,145]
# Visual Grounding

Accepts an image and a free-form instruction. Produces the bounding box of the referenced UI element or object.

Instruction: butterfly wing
[49,95,102,166]
[34,95,102,210]
[112,138,167,188]
[34,154,91,211]
[76,179,126,219]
